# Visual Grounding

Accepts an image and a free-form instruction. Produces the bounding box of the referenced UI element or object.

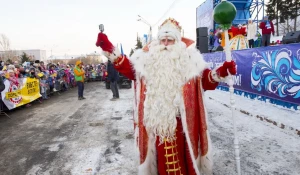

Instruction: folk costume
[100,18,236,175]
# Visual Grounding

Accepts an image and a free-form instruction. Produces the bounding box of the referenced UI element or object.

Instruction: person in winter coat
[107,60,119,100]
[102,18,237,175]
[214,32,221,47]
[247,19,257,48]
[259,16,275,46]
[208,29,215,52]
[0,73,5,93]
[74,60,86,100]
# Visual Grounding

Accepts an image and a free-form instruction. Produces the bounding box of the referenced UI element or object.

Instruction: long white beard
[142,41,189,142]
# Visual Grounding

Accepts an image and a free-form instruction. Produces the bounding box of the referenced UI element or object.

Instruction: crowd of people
[0,59,108,108]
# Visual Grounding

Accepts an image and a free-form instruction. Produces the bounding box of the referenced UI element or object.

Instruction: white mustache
[159,45,173,51]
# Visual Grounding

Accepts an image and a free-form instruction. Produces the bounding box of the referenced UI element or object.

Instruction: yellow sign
[5,89,21,99]
[3,78,41,109]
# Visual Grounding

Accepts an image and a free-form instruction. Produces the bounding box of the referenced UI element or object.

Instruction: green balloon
[213,1,237,24]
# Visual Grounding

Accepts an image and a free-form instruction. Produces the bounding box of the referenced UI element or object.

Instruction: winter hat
[8,65,15,70]
[76,60,82,66]
[157,18,182,41]
[8,69,14,73]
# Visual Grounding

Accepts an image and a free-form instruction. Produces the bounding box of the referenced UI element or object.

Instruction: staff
[213,1,241,174]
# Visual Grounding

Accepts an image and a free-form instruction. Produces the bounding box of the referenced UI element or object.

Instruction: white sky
[0,0,205,57]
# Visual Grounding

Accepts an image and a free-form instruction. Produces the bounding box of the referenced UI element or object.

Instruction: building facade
[0,49,47,62]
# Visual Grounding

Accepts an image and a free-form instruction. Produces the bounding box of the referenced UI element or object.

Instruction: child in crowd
[39,73,49,100]
[7,69,19,86]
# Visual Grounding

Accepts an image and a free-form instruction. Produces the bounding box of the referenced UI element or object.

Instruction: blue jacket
[107,61,119,82]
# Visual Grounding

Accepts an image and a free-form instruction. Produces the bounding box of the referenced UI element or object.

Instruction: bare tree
[0,34,10,51]
[278,18,300,36]
[296,18,300,31]
[0,34,17,62]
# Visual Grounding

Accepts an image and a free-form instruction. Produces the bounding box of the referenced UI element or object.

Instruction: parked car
[105,71,131,89]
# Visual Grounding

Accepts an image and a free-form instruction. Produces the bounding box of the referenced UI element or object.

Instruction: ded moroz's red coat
[113,46,219,175]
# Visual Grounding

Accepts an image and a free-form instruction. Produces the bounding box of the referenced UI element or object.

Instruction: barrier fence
[203,43,300,110]
[1,69,106,110]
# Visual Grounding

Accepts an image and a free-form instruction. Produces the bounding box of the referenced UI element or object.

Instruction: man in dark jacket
[259,16,275,47]
[107,60,119,100]
[0,73,5,92]
[208,29,215,52]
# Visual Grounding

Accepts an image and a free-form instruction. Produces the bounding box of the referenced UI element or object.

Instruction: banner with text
[1,78,41,110]
[203,43,300,108]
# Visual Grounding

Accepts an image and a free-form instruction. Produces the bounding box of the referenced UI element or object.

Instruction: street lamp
[137,15,152,43]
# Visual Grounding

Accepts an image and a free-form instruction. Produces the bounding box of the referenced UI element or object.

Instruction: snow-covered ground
[205,90,300,135]
[204,90,300,175]
[0,82,299,175]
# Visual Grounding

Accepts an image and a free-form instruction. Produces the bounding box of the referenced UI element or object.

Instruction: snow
[204,89,300,174]
[97,87,300,174]
[205,89,300,132]
[0,82,299,175]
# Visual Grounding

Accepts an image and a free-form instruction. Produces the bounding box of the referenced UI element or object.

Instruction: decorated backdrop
[203,43,300,110]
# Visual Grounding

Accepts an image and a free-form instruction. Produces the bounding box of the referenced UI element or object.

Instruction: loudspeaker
[196,37,209,53]
[196,27,208,37]
[282,31,300,44]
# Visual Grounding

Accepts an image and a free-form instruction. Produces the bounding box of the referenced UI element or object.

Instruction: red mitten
[96,33,114,53]
[216,60,237,78]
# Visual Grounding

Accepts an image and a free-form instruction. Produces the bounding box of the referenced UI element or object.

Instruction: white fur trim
[102,47,121,62]
[134,127,140,165]
[133,75,141,165]
[200,87,214,175]
[157,22,181,41]
[211,68,225,82]
[129,49,147,75]
[133,75,141,125]
[138,133,157,175]
[179,87,201,175]
[200,130,213,175]
[184,47,207,81]
[134,76,158,174]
